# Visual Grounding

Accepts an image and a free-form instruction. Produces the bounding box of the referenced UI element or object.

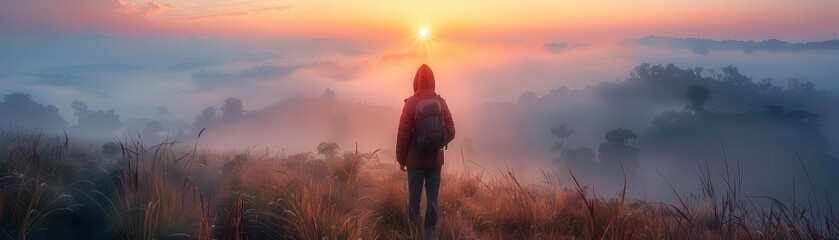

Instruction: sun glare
[419,27,429,38]
[412,23,437,58]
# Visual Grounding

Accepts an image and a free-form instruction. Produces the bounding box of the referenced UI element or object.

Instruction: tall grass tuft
[0,129,837,239]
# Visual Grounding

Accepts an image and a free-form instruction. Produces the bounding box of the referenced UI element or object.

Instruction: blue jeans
[407,167,441,230]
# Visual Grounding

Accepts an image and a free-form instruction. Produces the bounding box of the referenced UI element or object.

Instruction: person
[396,64,456,238]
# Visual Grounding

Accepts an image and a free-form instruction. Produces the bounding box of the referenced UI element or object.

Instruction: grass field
[1,129,836,239]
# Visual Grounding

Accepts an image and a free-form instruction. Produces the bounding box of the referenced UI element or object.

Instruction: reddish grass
[0,130,836,239]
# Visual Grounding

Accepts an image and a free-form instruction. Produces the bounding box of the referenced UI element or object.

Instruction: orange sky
[137,0,838,41]
[3,0,835,42]
[2,0,839,123]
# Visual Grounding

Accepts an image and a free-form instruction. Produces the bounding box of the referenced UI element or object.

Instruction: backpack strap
[435,94,448,150]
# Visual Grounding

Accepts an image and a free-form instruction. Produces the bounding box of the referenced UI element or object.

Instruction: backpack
[413,95,448,158]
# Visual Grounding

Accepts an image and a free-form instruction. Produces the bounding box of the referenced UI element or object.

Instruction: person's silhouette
[396,64,455,238]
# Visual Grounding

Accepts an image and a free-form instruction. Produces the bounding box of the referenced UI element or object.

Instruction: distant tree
[604,128,637,145]
[71,100,91,117]
[71,100,121,137]
[550,123,575,152]
[786,79,815,94]
[707,68,720,80]
[721,66,752,87]
[686,85,711,112]
[0,92,67,131]
[192,107,216,136]
[630,63,652,79]
[317,142,341,159]
[690,67,704,76]
[757,78,781,93]
[764,105,822,139]
[221,97,244,122]
[599,128,640,168]
[518,91,538,105]
[630,63,705,87]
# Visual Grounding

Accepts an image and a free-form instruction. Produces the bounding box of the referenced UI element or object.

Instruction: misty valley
[2,63,837,239]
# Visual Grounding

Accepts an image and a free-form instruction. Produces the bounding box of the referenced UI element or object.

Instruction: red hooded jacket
[396,64,456,169]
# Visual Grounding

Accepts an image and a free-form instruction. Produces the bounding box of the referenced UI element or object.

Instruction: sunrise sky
[1,0,838,122]
[3,0,839,209]
[3,0,837,39]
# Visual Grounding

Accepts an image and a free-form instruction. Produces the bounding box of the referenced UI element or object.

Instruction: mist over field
[2,0,839,238]
[3,34,839,205]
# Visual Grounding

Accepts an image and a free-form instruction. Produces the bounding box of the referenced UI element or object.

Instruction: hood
[413,64,435,92]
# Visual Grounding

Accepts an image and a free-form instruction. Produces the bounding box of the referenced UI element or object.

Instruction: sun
[419,27,429,38]
[411,23,437,58]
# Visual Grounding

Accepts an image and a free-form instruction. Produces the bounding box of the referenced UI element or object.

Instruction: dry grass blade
[0,129,836,239]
